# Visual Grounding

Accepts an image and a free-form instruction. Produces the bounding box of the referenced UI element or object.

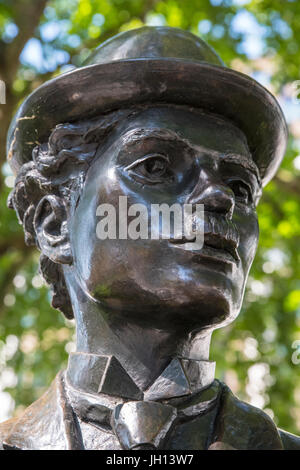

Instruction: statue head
[7,27,287,339]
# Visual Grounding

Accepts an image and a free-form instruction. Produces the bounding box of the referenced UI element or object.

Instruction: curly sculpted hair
[8,108,136,319]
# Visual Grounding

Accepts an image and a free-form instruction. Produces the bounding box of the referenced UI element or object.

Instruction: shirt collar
[66,352,215,402]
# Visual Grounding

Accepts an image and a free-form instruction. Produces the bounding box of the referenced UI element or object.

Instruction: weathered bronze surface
[1,26,299,450]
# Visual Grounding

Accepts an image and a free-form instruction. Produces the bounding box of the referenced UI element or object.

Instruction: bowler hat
[7,26,287,186]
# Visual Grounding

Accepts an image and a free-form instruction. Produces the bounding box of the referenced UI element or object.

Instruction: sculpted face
[68,105,261,333]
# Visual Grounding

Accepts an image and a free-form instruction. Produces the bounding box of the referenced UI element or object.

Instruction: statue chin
[75,273,235,333]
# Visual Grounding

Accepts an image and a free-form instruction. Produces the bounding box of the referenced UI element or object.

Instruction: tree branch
[0,0,48,171]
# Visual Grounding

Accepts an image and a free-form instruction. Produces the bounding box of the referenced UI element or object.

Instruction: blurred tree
[1,0,300,435]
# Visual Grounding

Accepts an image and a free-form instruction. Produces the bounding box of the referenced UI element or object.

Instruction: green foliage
[1,0,300,435]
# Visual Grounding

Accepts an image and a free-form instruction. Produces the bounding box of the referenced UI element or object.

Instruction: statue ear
[34,195,73,265]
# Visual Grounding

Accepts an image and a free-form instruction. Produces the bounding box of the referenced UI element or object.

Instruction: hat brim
[7,58,288,186]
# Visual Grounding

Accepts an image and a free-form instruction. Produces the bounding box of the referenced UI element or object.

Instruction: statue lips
[169,234,240,266]
[202,233,240,264]
[168,213,240,266]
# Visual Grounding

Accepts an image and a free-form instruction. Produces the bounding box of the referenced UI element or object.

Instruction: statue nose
[186,183,235,218]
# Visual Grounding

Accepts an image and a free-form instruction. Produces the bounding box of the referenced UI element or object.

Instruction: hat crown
[84,26,225,67]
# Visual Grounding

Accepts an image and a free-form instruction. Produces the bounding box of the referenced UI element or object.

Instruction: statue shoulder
[0,371,70,450]
[278,429,300,450]
[212,382,284,449]
[223,389,300,450]
[0,418,18,450]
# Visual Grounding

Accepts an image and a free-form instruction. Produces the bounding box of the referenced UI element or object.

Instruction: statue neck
[65,271,213,391]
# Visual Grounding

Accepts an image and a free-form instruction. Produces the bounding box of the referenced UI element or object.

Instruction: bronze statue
[0,26,299,450]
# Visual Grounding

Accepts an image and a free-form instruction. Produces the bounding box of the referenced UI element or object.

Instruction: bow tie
[112,401,177,450]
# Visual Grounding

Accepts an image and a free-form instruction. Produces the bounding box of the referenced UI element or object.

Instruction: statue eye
[228,180,253,204]
[125,154,173,184]
[144,155,168,176]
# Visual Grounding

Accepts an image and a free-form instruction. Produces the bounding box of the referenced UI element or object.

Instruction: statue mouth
[168,211,240,265]
[203,233,240,263]
[169,232,240,265]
